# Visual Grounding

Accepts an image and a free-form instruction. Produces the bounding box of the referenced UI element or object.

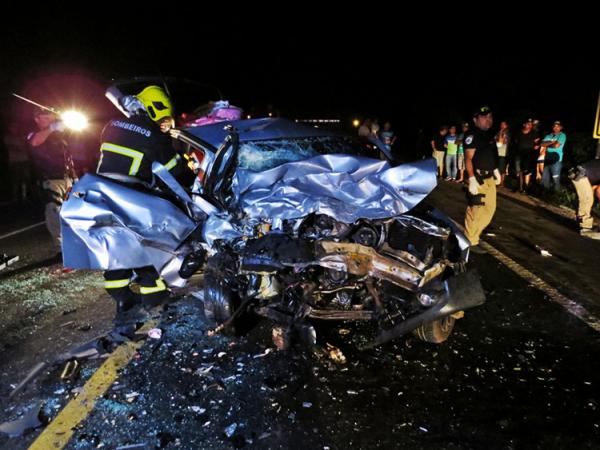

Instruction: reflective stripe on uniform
[164,155,178,171]
[140,278,167,295]
[100,143,144,176]
[104,279,130,289]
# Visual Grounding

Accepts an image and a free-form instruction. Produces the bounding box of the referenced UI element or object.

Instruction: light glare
[61,110,89,131]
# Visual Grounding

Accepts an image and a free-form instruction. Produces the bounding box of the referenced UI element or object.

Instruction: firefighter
[97,85,194,317]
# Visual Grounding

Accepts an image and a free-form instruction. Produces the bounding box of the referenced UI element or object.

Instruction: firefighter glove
[468,176,479,195]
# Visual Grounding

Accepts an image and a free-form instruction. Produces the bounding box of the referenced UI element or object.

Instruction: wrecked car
[61,117,485,349]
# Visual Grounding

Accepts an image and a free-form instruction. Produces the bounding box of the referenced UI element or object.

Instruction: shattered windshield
[238,136,373,172]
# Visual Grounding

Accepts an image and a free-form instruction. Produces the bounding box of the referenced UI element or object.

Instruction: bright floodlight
[61,110,89,131]
[352,119,360,128]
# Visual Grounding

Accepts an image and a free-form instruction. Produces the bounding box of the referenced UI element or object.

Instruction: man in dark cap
[463,106,500,254]
[513,118,540,193]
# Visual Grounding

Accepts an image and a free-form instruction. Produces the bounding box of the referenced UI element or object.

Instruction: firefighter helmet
[136,85,173,122]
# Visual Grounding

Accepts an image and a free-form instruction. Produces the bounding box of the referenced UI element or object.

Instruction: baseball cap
[553,120,562,126]
[473,105,492,117]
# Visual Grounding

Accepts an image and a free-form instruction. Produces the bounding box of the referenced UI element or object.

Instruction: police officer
[97,85,194,317]
[464,106,501,254]
[568,159,600,239]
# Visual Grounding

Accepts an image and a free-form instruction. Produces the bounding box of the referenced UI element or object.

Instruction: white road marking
[0,221,45,241]
[480,240,600,333]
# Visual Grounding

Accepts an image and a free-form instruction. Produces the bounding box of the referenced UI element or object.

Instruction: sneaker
[580,229,600,240]
[469,245,487,255]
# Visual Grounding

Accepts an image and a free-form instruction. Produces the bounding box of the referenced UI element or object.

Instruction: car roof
[181,118,345,148]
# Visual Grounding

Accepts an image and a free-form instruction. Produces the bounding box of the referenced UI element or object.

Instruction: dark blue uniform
[97,115,193,185]
[464,127,498,173]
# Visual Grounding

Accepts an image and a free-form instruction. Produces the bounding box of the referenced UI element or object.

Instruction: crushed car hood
[232,155,437,223]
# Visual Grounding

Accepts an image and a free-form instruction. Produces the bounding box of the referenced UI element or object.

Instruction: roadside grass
[503,173,600,217]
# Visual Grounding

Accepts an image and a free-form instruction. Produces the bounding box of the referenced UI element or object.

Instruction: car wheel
[203,275,236,324]
[412,315,456,343]
[203,255,258,335]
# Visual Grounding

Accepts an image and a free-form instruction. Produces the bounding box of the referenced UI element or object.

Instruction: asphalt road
[1,183,599,449]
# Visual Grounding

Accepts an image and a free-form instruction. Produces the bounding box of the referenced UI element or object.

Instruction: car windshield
[238,135,377,172]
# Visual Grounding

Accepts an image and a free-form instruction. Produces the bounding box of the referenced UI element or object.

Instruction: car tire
[203,254,258,335]
[412,315,456,343]
[203,275,236,324]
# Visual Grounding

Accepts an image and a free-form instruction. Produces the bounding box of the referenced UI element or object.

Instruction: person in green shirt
[444,125,459,180]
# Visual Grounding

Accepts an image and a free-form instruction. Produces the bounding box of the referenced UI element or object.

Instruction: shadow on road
[0,254,62,281]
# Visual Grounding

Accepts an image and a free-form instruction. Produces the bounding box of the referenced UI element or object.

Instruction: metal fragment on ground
[0,401,43,438]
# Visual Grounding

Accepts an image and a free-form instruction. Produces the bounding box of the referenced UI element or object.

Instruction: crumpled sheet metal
[232,155,437,224]
[202,214,244,248]
[60,174,197,272]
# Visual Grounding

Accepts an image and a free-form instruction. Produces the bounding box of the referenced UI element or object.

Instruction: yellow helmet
[135,85,173,122]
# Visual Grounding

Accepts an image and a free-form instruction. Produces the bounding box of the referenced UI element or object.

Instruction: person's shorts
[514,155,523,174]
[514,155,533,175]
[498,156,506,173]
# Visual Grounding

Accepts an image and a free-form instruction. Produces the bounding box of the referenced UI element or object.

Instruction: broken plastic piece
[224,423,238,438]
[0,401,43,437]
[0,253,19,271]
[325,343,346,364]
[533,244,553,257]
[116,443,149,450]
[147,328,162,339]
[253,348,273,359]
[60,359,81,382]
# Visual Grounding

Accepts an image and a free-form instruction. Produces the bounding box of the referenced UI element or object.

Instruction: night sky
[1,9,598,141]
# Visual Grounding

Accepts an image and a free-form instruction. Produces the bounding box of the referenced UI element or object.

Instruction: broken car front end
[61,118,485,349]
[203,207,485,349]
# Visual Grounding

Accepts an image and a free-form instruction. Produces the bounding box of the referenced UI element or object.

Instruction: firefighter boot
[116,290,141,314]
